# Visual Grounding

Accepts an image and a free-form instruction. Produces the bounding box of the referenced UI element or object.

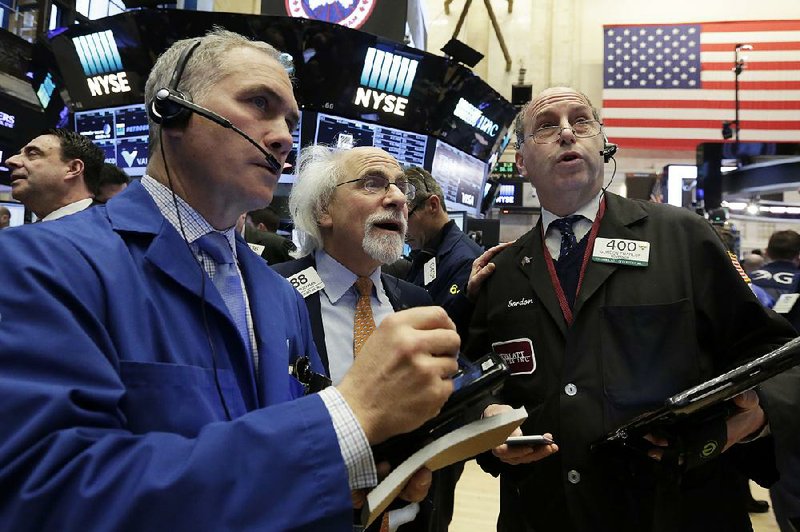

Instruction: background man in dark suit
[404,166,483,328]
[5,128,103,221]
[466,86,797,532]
[242,206,296,265]
[94,162,130,203]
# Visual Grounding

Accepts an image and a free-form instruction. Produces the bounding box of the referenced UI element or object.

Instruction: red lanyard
[542,197,607,326]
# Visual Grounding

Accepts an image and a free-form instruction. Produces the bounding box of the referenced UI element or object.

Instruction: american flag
[602,21,800,151]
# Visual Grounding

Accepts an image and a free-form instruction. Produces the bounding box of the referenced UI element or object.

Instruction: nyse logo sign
[0,111,15,129]
[354,48,418,117]
[453,98,499,137]
[72,30,131,97]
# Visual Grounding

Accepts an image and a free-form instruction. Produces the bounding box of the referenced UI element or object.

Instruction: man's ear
[317,206,333,229]
[427,194,441,213]
[64,159,85,181]
[515,151,528,177]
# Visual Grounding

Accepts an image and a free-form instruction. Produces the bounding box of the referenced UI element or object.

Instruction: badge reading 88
[592,237,650,267]
[287,266,326,298]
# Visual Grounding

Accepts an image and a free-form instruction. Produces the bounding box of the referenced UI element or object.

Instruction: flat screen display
[314,112,429,168]
[74,103,148,176]
[494,182,523,207]
[447,211,467,232]
[431,140,487,215]
[0,201,26,228]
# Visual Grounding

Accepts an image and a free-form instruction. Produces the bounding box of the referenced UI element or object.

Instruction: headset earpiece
[600,133,618,163]
[149,40,201,128]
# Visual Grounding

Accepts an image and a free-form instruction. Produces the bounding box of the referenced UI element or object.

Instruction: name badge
[593,237,650,267]
[423,257,437,285]
[773,293,799,314]
[248,242,265,256]
[287,266,325,298]
[491,338,536,375]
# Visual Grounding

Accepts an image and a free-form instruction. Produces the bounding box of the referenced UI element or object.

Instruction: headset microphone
[151,88,282,174]
[600,143,618,163]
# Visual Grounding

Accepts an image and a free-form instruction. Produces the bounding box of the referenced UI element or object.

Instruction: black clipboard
[594,335,800,449]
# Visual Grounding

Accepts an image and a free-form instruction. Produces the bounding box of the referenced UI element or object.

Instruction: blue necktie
[550,215,584,260]
[196,232,251,356]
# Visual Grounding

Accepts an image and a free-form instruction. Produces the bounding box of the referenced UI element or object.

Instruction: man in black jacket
[465,86,798,532]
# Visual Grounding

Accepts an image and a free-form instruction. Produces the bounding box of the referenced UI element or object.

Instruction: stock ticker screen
[74,103,149,176]
[431,140,487,215]
[314,112,429,168]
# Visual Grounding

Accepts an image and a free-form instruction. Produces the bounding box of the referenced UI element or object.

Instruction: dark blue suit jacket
[407,222,482,340]
[273,253,433,376]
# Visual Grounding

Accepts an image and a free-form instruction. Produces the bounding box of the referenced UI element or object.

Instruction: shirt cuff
[318,387,378,490]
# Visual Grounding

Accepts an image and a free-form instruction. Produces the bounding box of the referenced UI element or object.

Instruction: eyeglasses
[527,120,603,144]
[337,175,416,201]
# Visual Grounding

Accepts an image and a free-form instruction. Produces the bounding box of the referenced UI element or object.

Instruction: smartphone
[505,435,554,447]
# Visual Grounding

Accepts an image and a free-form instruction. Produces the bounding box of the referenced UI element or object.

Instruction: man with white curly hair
[274,144,436,531]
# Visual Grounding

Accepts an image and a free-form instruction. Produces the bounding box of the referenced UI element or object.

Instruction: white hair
[289,145,345,256]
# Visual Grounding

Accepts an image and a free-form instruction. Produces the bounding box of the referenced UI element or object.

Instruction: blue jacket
[0,181,352,531]
[406,221,482,338]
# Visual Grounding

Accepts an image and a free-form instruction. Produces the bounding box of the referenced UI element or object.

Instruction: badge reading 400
[593,237,651,267]
[285,0,377,29]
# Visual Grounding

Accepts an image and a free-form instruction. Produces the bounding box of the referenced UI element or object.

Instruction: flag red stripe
[603,99,800,110]
[703,81,800,90]
[703,61,800,70]
[702,20,800,32]
[613,138,710,150]
[702,42,800,52]
[604,118,800,129]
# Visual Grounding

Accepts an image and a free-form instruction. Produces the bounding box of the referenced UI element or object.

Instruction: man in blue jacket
[0,29,459,531]
[402,166,485,530]
[404,166,484,325]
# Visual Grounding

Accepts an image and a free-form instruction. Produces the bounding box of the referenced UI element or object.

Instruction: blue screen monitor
[314,112,429,168]
[0,201,26,228]
[74,103,149,177]
[447,211,467,232]
[432,140,487,215]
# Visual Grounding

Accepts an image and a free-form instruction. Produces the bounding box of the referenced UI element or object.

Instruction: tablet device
[594,335,800,449]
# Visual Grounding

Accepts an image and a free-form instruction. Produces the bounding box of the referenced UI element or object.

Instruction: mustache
[364,210,407,235]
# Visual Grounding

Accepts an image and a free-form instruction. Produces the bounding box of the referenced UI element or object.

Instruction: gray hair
[514,87,601,148]
[289,145,347,256]
[145,27,285,153]
[404,166,445,213]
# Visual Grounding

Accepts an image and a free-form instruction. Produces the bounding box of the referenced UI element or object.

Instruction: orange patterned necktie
[353,277,375,355]
[353,276,390,532]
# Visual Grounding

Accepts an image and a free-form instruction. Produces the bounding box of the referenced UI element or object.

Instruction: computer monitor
[74,103,149,177]
[447,211,468,232]
[0,201,26,228]
[431,140,487,215]
[314,112,430,168]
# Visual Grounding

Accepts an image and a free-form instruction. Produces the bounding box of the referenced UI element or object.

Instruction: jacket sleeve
[0,229,353,531]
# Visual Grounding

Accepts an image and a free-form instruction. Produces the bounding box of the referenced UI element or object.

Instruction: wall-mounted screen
[447,211,467,232]
[314,112,430,168]
[494,182,523,207]
[663,164,737,208]
[431,140,487,215]
[74,103,148,176]
[0,201,26,228]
